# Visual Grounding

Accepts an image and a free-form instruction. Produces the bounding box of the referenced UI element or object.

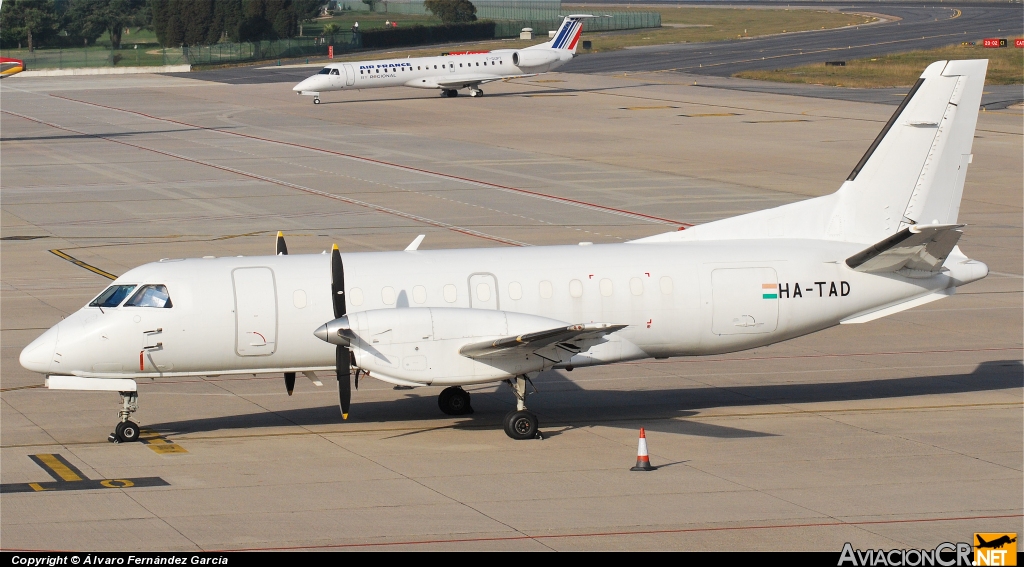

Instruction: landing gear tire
[115,420,140,443]
[503,410,538,440]
[313,97,321,104]
[442,89,458,98]
[438,386,473,415]
[470,88,483,97]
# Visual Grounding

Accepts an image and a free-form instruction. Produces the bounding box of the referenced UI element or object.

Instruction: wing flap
[460,323,626,360]
[846,224,963,273]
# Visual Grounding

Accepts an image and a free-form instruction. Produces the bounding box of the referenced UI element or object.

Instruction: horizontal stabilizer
[846,224,963,273]
[460,323,626,359]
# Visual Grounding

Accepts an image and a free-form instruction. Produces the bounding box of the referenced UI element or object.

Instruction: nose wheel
[108,391,141,443]
[313,97,321,104]
[469,88,484,97]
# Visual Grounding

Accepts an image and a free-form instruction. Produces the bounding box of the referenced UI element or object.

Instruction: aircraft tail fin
[832,59,987,242]
[542,15,591,53]
[631,60,989,246]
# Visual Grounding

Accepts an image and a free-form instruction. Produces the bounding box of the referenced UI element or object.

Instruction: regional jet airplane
[291,14,592,102]
[22,60,991,442]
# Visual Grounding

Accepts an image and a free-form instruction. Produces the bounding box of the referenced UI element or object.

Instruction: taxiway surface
[1,68,1021,551]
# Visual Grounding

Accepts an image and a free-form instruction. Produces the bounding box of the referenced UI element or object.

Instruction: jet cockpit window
[330,69,340,75]
[317,68,331,75]
[89,285,137,308]
[125,285,173,308]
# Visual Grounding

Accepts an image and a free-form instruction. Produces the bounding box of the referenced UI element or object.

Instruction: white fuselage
[20,239,964,387]
[291,49,572,94]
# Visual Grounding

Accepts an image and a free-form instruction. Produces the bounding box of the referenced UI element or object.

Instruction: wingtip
[342,413,349,420]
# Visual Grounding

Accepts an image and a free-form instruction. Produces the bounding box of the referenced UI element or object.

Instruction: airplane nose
[293,78,313,92]
[20,324,59,374]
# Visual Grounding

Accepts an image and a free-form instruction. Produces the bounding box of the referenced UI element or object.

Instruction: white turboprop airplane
[291,15,591,102]
[21,60,991,442]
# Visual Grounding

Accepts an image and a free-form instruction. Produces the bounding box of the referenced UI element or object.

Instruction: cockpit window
[124,285,173,308]
[330,69,340,75]
[317,67,331,75]
[89,285,137,308]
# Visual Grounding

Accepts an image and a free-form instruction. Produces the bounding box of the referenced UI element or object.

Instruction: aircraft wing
[846,224,964,273]
[459,323,626,361]
[432,73,535,89]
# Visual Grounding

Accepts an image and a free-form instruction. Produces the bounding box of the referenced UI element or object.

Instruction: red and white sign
[1015,38,1024,48]
[328,45,334,59]
[982,38,1007,48]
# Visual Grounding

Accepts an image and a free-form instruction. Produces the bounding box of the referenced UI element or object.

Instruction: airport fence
[493,11,661,38]
[1,36,361,70]
[374,0,562,20]
[1,45,188,69]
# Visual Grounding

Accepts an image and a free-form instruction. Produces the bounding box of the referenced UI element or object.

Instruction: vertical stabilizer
[835,59,987,242]
[535,15,591,54]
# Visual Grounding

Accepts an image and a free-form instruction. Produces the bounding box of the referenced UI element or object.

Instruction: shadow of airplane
[0,126,237,143]
[306,84,658,105]
[146,360,1023,439]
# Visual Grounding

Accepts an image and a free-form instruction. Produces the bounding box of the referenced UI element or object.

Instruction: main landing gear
[108,391,140,443]
[440,89,459,98]
[503,376,540,440]
[438,386,473,415]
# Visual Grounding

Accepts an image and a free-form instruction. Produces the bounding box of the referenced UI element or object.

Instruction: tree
[423,0,476,25]
[68,0,146,49]
[0,0,60,51]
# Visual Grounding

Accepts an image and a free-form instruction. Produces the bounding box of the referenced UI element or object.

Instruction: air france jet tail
[292,15,594,102]
[23,60,992,441]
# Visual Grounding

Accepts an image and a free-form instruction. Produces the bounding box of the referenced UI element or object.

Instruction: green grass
[564,6,874,52]
[734,43,1024,87]
[314,6,875,63]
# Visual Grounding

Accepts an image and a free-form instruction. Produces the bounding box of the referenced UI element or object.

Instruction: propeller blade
[331,244,345,318]
[276,231,288,255]
[337,344,351,419]
[284,372,296,395]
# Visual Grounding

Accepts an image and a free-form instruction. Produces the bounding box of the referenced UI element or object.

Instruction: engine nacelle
[511,49,563,70]
[341,307,572,386]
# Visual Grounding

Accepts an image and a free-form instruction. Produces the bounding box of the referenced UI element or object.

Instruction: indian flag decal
[762,283,778,299]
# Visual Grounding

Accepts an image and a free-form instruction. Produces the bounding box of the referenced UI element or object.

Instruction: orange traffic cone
[630,427,654,471]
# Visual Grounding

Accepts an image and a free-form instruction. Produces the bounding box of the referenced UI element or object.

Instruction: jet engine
[511,49,562,70]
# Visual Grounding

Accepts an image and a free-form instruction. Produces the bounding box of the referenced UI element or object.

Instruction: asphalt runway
[1,62,1021,550]
[174,3,1024,108]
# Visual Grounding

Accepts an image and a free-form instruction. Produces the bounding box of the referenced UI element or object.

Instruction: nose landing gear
[108,391,141,443]
[313,97,321,104]
[469,88,484,97]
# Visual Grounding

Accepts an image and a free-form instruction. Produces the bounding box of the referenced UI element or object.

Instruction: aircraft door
[711,268,778,335]
[343,64,355,86]
[232,267,278,356]
[468,273,499,309]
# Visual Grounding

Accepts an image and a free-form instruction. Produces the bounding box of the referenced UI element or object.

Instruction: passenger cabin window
[317,68,331,75]
[443,284,457,303]
[89,285,136,308]
[330,69,340,75]
[125,285,173,308]
[539,280,553,299]
[508,281,523,300]
[629,277,644,296]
